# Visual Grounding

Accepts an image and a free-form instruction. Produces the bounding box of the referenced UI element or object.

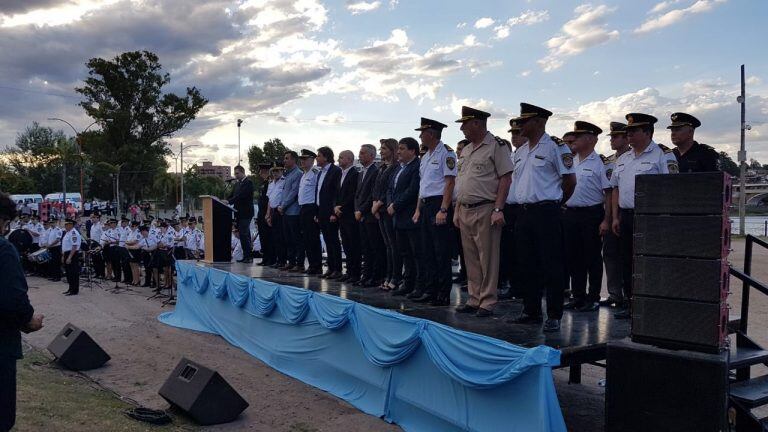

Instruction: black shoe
[62,290,71,294]
[326,271,342,280]
[563,299,584,310]
[392,287,413,296]
[361,279,378,288]
[241,258,253,264]
[614,308,631,319]
[304,267,323,276]
[430,296,450,306]
[319,271,332,279]
[475,308,493,318]
[543,319,560,332]
[406,290,424,299]
[577,301,599,312]
[64,292,78,296]
[412,293,433,303]
[506,314,543,324]
[337,274,350,282]
[452,276,466,284]
[142,283,151,288]
[455,304,477,314]
[599,297,621,307]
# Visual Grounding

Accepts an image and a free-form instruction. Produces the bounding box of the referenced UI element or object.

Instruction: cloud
[315,113,346,124]
[648,0,684,14]
[0,0,70,15]
[519,70,532,77]
[635,0,727,34]
[747,76,763,86]
[456,22,467,29]
[493,9,549,39]
[474,17,494,29]
[346,1,382,15]
[537,4,619,72]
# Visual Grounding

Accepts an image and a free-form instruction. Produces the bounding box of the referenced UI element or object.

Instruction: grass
[14,344,196,432]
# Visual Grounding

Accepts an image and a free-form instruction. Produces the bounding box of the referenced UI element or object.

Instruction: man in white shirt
[47,218,64,282]
[61,218,82,295]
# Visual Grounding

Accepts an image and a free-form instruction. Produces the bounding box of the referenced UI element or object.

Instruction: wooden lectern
[200,195,235,263]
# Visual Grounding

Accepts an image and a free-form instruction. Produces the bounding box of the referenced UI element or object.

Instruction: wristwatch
[493,207,502,213]
[439,207,448,214]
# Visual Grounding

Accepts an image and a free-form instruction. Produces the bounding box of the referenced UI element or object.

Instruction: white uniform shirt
[419,141,458,198]
[159,230,175,249]
[198,232,205,252]
[505,148,519,205]
[118,225,130,247]
[48,226,63,247]
[91,222,103,243]
[610,141,677,209]
[139,235,157,251]
[565,151,611,207]
[39,227,50,248]
[99,229,111,247]
[298,167,319,206]
[231,234,243,261]
[268,178,285,209]
[23,222,43,245]
[174,227,185,247]
[61,228,82,251]
[185,228,201,250]
[512,133,575,204]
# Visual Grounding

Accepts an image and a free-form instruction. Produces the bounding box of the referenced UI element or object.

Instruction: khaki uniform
[456,131,514,310]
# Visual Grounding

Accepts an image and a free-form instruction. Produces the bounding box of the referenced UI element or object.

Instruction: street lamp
[237,119,243,167]
[47,117,100,209]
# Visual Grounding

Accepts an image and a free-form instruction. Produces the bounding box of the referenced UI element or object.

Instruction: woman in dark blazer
[372,138,401,290]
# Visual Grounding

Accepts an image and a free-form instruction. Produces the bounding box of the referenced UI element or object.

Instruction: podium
[200,195,235,263]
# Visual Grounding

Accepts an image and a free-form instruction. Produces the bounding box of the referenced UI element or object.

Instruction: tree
[719,152,740,177]
[0,163,35,193]
[749,158,763,170]
[247,138,288,173]
[76,50,208,202]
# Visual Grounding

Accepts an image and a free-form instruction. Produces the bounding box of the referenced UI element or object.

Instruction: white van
[10,194,44,213]
[45,192,82,211]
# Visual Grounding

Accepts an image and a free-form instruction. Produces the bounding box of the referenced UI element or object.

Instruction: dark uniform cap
[507,118,522,133]
[298,149,317,159]
[415,117,448,131]
[171,220,180,226]
[139,225,149,232]
[455,106,491,123]
[64,218,75,225]
[608,122,628,136]
[518,103,553,120]
[667,112,701,129]
[108,218,117,224]
[188,217,197,223]
[49,217,58,221]
[120,216,130,222]
[573,121,603,135]
[562,131,577,140]
[159,221,168,228]
[130,220,140,226]
[625,113,658,129]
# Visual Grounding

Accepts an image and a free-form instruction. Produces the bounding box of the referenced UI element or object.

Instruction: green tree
[247,138,288,173]
[76,50,207,202]
[151,170,178,209]
[749,158,763,170]
[719,152,740,177]
[0,163,35,193]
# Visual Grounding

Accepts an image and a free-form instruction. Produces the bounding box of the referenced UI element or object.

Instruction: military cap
[608,122,628,136]
[667,112,701,129]
[171,220,180,226]
[92,212,101,217]
[258,162,272,170]
[159,221,168,228]
[130,220,139,226]
[64,218,75,224]
[415,117,448,131]
[562,131,577,140]
[120,216,130,222]
[518,103,553,120]
[455,106,491,123]
[108,218,117,224]
[188,217,197,223]
[139,225,149,232]
[625,113,658,129]
[507,118,522,133]
[573,121,603,135]
[49,216,58,221]
[299,149,317,159]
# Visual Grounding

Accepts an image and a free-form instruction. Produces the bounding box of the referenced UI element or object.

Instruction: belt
[520,200,560,210]
[420,196,443,204]
[460,200,493,209]
[565,204,604,211]
[300,203,317,208]
[619,208,635,214]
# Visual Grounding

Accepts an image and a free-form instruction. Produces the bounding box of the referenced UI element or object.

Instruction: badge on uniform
[446,157,456,170]
[606,169,613,180]
[562,153,574,169]
[667,160,679,174]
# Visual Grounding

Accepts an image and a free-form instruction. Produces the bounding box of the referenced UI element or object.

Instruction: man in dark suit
[225,165,255,263]
[354,144,384,287]
[315,147,343,279]
[335,150,361,282]
[0,192,44,432]
[256,163,273,264]
[387,137,422,297]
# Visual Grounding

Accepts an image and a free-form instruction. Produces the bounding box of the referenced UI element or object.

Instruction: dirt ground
[18,237,768,432]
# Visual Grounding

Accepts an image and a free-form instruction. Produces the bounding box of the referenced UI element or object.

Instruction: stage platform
[201,260,630,382]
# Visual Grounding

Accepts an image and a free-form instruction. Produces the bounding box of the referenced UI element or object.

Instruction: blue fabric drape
[160,262,566,432]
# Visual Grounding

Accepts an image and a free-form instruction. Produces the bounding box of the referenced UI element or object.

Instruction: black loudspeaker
[159,357,248,425]
[631,296,728,353]
[633,256,729,302]
[635,172,732,215]
[633,214,730,259]
[47,323,111,371]
[606,339,729,432]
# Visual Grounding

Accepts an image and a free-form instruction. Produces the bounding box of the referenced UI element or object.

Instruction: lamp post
[237,119,243,167]
[47,117,100,210]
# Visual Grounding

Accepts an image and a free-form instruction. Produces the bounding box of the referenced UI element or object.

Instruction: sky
[1,0,767,172]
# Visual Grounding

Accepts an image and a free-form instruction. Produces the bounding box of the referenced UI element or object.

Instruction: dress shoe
[475,308,493,318]
[320,271,333,279]
[361,279,378,287]
[337,274,350,282]
[391,287,413,296]
[452,276,466,284]
[241,258,253,264]
[577,301,599,312]
[506,314,543,324]
[543,319,561,332]
[305,267,323,276]
[326,271,342,280]
[614,308,631,319]
[430,296,450,306]
[291,266,307,273]
[455,304,477,313]
[412,293,433,303]
[599,297,621,307]
[64,292,78,296]
[62,290,71,294]
[563,299,583,310]
[406,290,424,299]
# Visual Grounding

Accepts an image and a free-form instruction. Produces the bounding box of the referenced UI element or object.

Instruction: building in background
[198,161,232,181]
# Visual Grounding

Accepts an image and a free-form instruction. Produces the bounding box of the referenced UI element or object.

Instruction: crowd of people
[253,105,720,332]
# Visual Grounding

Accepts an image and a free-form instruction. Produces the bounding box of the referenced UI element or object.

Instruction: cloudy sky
[1,0,766,170]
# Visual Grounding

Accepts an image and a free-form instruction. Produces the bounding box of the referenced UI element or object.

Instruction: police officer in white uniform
[297,149,322,274]
[500,119,528,299]
[47,217,64,281]
[610,113,678,318]
[507,103,576,332]
[61,218,82,295]
[562,121,611,313]
[184,218,202,259]
[412,118,457,305]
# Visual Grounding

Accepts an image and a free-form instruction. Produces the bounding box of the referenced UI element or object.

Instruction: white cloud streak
[635,0,727,34]
[493,9,549,39]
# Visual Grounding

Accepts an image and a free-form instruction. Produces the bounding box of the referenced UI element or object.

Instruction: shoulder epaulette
[444,144,454,152]
[700,143,717,152]
[600,154,610,164]
[658,143,673,154]
[552,136,564,146]
[493,135,508,147]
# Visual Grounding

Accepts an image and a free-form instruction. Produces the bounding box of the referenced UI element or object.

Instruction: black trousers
[500,204,520,293]
[49,246,62,279]
[64,254,80,294]
[257,216,273,263]
[236,218,252,260]
[92,249,105,278]
[299,205,322,269]
[396,228,422,292]
[360,220,384,281]
[619,209,635,302]
[120,248,132,284]
[319,216,342,272]
[339,216,361,278]
[419,198,453,298]
[270,211,286,266]
[515,202,567,320]
[0,357,16,432]
[563,205,605,303]
[378,213,400,283]
[283,214,301,267]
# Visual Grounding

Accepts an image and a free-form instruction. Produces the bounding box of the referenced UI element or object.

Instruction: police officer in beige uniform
[453,106,514,317]
[610,113,678,319]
